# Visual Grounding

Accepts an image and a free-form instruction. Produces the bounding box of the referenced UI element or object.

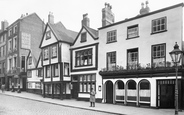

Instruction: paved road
[0,94,117,115]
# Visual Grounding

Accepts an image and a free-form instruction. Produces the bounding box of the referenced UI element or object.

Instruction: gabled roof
[39,22,77,47]
[7,13,43,28]
[36,52,42,68]
[27,51,38,69]
[49,22,77,44]
[72,25,98,45]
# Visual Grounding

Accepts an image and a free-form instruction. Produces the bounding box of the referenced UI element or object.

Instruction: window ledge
[126,36,140,40]
[75,64,93,67]
[80,40,87,43]
[64,75,70,77]
[151,30,167,35]
[43,58,49,61]
[51,56,57,59]
[106,40,117,44]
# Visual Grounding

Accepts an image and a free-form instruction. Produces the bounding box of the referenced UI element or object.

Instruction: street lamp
[169,42,183,115]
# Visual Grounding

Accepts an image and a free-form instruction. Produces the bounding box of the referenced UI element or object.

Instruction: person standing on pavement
[1,84,5,93]
[90,88,96,107]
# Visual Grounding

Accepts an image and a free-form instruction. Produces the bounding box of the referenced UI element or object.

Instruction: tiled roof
[49,22,77,44]
[84,25,98,39]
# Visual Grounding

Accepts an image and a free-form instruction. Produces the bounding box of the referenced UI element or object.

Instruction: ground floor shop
[71,73,102,102]
[6,75,27,91]
[27,81,42,95]
[100,68,184,109]
[0,76,5,87]
[43,81,71,99]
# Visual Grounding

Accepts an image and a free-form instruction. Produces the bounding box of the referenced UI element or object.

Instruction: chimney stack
[48,12,54,24]
[139,1,150,15]
[81,13,90,27]
[1,20,9,31]
[102,3,114,27]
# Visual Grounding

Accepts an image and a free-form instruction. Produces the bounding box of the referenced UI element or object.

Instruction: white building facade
[98,3,184,109]
[70,14,102,102]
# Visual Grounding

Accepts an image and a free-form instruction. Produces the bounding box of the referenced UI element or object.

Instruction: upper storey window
[81,32,87,43]
[43,48,49,60]
[152,43,166,67]
[107,30,117,43]
[9,29,12,37]
[76,48,92,67]
[152,17,167,34]
[46,31,51,40]
[127,25,139,39]
[52,45,57,58]
[13,25,18,34]
[107,51,116,70]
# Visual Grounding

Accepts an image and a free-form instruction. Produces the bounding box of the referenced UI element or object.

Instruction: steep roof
[84,25,98,39]
[49,22,77,44]
[72,25,98,45]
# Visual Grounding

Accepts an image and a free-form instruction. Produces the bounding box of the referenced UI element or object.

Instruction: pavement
[1,91,184,115]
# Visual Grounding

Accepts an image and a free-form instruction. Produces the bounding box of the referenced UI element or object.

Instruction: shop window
[128,80,136,89]
[79,74,96,93]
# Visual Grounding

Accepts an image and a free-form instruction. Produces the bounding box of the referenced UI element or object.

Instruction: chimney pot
[48,12,54,24]
[81,13,90,27]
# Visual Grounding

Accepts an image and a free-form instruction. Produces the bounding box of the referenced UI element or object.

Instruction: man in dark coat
[90,88,96,107]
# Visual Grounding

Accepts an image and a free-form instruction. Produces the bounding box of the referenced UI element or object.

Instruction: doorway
[71,82,78,99]
[160,84,174,108]
[106,81,113,103]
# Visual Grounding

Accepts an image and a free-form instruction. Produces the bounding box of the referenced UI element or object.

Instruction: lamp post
[169,42,183,115]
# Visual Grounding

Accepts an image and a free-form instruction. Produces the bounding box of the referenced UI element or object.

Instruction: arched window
[116,80,124,89]
[140,80,150,90]
[128,80,136,89]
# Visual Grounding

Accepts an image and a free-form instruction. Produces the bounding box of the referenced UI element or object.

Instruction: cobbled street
[0,94,116,115]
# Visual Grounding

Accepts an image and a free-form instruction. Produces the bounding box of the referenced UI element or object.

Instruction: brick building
[6,13,44,91]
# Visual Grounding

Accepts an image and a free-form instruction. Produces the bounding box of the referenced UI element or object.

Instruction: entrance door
[71,82,78,99]
[160,84,174,108]
[106,81,113,103]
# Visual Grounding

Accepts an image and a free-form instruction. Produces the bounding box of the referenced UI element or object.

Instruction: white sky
[0,0,184,32]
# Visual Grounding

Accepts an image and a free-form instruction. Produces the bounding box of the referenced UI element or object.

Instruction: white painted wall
[98,6,183,71]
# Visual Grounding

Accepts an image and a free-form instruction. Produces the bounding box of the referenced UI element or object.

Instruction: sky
[0,0,184,32]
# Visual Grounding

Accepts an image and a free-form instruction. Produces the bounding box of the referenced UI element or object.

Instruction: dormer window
[28,56,32,65]
[81,32,87,43]
[46,31,51,40]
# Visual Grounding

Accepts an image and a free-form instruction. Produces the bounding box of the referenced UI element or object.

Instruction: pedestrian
[12,82,14,92]
[90,88,96,107]
[1,84,5,93]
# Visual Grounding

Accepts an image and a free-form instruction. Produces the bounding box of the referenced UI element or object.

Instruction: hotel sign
[21,32,31,49]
